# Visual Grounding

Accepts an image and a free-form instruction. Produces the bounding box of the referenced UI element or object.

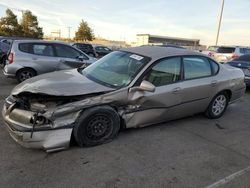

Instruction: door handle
[211,80,218,86]
[32,57,37,60]
[172,87,181,93]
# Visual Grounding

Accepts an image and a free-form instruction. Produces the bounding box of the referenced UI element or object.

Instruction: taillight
[208,52,214,57]
[232,53,239,59]
[8,52,14,64]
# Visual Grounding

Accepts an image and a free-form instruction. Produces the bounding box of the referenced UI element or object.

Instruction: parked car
[202,46,250,63]
[72,43,96,57]
[228,54,250,86]
[3,40,96,82]
[2,46,245,152]
[93,45,112,57]
[0,41,10,66]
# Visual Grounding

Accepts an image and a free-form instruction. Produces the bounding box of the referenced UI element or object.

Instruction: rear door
[54,44,88,70]
[18,43,58,74]
[179,56,219,115]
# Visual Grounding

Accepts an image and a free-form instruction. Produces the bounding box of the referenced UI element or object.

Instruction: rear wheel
[16,68,36,82]
[74,106,120,147]
[0,55,7,67]
[205,92,229,119]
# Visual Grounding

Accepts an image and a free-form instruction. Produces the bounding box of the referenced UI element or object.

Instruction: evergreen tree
[0,9,22,36]
[75,20,94,41]
[21,10,43,39]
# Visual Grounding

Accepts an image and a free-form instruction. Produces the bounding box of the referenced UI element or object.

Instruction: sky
[0,0,250,46]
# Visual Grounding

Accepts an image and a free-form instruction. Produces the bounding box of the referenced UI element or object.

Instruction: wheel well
[16,67,37,77]
[223,89,232,100]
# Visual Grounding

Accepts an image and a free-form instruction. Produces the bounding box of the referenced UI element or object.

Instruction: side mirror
[77,55,88,61]
[139,80,156,92]
[129,80,156,93]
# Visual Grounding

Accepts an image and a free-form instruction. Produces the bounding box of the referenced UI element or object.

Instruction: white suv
[202,46,250,63]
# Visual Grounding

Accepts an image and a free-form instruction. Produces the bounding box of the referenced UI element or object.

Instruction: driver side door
[125,57,184,128]
[54,44,88,70]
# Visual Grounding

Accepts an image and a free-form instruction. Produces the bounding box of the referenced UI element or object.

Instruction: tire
[73,106,120,147]
[0,56,7,67]
[205,92,229,119]
[16,68,36,83]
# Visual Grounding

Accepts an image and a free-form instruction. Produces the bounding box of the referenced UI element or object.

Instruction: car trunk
[214,47,236,63]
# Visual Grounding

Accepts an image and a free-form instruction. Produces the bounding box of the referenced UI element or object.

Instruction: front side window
[144,57,181,87]
[55,44,82,58]
[82,51,149,88]
[184,57,212,79]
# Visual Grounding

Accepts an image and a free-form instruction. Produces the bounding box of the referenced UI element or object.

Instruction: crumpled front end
[2,95,81,152]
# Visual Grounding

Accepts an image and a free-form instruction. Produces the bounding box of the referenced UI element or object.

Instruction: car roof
[13,40,69,45]
[121,46,204,61]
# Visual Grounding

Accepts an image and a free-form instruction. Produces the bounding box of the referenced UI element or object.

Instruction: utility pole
[67,26,72,39]
[215,0,225,45]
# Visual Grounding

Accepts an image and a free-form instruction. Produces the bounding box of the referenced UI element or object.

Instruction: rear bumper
[2,103,73,152]
[3,65,16,78]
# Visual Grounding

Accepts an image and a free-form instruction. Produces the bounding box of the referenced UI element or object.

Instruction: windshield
[81,51,149,88]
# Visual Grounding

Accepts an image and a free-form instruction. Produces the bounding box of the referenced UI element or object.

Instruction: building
[136,34,201,49]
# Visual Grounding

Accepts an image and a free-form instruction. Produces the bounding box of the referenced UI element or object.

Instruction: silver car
[202,46,250,63]
[3,40,96,82]
[2,46,245,152]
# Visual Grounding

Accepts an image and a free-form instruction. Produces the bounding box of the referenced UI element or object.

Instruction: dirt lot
[0,69,250,188]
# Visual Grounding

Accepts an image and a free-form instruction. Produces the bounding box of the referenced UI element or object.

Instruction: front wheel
[205,92,229,119]
[73,106,120,147]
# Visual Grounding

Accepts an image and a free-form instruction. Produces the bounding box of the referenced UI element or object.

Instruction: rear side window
[217,47,235,53]
[183,57,212,79]
[19,43,55,57]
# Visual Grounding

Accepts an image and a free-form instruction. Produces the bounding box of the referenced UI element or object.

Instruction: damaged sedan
[2,46,246,152]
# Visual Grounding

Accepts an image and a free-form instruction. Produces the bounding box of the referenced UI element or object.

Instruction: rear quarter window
[19,43,31,53]
[210,60,219,74]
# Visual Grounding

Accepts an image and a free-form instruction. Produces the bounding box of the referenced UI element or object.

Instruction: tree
[20,10,43,39]
[75,20,94,41]
[0,9,22,36]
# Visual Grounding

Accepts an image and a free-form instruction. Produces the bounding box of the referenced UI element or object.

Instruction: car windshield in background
[81,51,149,88]
[217,47,235,53]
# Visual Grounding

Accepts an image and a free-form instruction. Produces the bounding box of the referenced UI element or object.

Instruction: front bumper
[2,103,73,152]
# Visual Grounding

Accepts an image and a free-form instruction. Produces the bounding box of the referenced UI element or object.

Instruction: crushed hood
[12,69,115,96]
